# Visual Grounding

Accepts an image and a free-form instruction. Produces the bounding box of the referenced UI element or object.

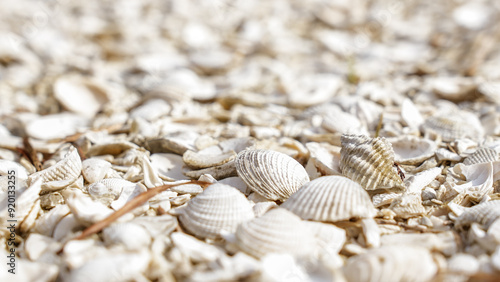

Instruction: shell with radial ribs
[343,245,438,282]
[179,183,254,239]
[235,149,310,201]
[282,175,377,221]
[235,208,315,258]
[454,200,500,231]
[463,147,499,166]
[27,145,82,187]
[340,134,405,190]
[421,111,484,142]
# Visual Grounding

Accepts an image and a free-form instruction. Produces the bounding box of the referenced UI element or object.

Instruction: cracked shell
[340,134,405,190]
[282,175,377,222]
[235,208,315,258]
[463,147,499,166]
[455,200,500,231]
[179,183,254,239]
[235,149,310,201]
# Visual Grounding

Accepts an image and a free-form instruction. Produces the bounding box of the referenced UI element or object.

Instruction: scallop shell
[27,145,82,189]
[235,149,310,201]
[235,208,315,258]
[463,147,499,166]
[421,111,484,142]
[340,134,405,190]
[343,245,438,282]
[282,175,377,222]
[387,136,437,165]
[179,183,254,239]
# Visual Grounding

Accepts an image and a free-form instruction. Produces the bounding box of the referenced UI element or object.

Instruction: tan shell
[282,175,377,221]
[463,147,499,166]
[340,134,405,190]
[235,208,315,258]
[421,111,484,142]
[343,245,438,282]
[235,149,310,201]
[179,183,254,239]
[27,146,82,189]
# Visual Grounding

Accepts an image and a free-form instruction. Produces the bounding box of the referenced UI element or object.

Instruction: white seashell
[111,182,148,213]
[389,193,426,218]
[492,246,500,272]
[421,111,484,142]
[435,148,462,162]
[53,76,108,118]
[343,245,438,282]
[0,159,28,179]
[86,178,135,203]
[179,183,254,239]
[102,222,151,251]
[64,189,118,226]
[86,141,139,157]
[182,149,236,170]
[380,231,458,256]
[430,76,477,102]
[305,142,342,177]
[320,105,367,135]
[387,136,437,165]
[81,158,112,183]
[150,153,189,180]
[130,98,171,121]
[340,134,405,190]
[452,162,494,202]
[455,200,500,231]
[27,145,82,190]
[33,204,71,237]
[52,214,84,241]
[405,167,442,194]
[303,221,346,258]
[447,253,480,275]
[235,208,315,258]
[131,214,177,237]
[252,202,278,217]
[372,192,401,208]
[235,149,310,201]
[141,155,164,188]
[464,147,499,166]
[282,175,377,222]
[183,160,237,180]
[25,113,88,140]
[400,98,424,129]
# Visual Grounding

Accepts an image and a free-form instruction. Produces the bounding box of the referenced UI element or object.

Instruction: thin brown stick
[57,180,211,254]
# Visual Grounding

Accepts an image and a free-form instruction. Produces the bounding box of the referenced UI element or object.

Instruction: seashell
[235,149,310,201]
[33,204,71,237]
[340,134,405,190]
[183,160,237,180]
[102,222,151,251]
[25,113,89,140]
[27,145,82,189]
[150,153,189,181]
[421,111,484,142]
[447,253,480,275]
[464,147,499,166]
[388,192,426,218]
[235,208,315,258]
[405,167,442,194]
[146,131,198,155]
[320,105,367,135]
[179,183,254,239]
[130,98,171,122]
[64,189,120,226]
[305,142,342,177]
[182,149,236,170]
[435,148,462,162]
[86,178,135,203]
[282,175,377,222]
[455,200,500,231]
[81,158,113,183]
[252,202,278,217]
[53,76,108,118]
[387,136,437,165]
[86,141,139,157]
[400,98,424,129]
[430,76,477,102]
[451,162,494,203]
[343,245,438,282]
[303,221,346,258]
[380,231,458,256]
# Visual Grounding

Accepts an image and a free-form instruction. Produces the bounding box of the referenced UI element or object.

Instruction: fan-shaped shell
[343,245,438,282]
[340,134,405,190]
[235,208,315,258]
[282,175,377,221]
[235,149,310,201]
[421,111,484,142]
[179,183,254,239]
[455,200,500,230]
[27,145,82,187]
[463,147,499,166]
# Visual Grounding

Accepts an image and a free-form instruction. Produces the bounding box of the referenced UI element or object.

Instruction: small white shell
[282,175,377,222]
[81,158,112,183]
[340,134,405,190]
[235,208,315,258]
[182,149,236,170]
[235,149,310,201]
[27,146,82,189]
[179,183,254,239]
[421,111,484,142]
[343,245,438,282]
[86,178,135,202]
[387,135,437,165]
[455,200,500,231]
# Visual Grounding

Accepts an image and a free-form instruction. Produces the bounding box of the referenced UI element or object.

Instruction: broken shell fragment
[235,149,310,201]
[421,111,484,142]
[340,134,405,190]
[463,147,499,166]
[178,183,254,239]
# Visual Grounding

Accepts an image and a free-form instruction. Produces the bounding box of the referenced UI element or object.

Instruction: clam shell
[235,149,310,201]
[421,111,484,142]
[282,175,377,222]
[387,136,437,165]
[343,245,438,282]
[340,134,405,190]
[235,208,315,258]
[27,145,82,188]
[463,147,499,166]
[179,183,254,239]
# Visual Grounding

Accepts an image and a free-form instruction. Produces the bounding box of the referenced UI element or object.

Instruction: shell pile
[1,0,500,281]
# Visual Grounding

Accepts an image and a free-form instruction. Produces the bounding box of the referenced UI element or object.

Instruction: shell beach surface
[2,0,500,281]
